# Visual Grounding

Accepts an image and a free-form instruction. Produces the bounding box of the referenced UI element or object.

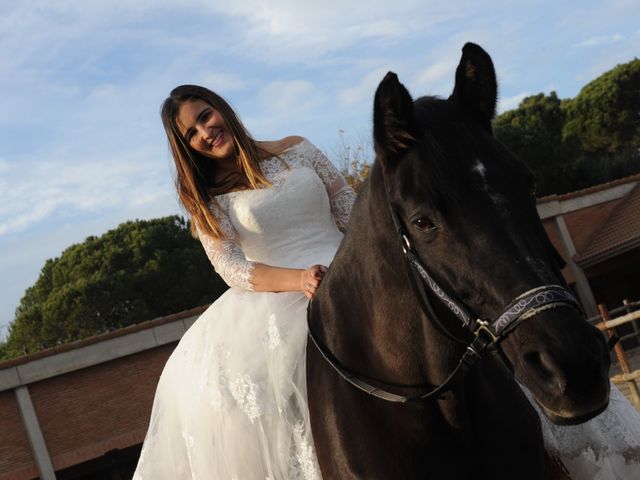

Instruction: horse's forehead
[471,158,507,207]
[471,159,487,178]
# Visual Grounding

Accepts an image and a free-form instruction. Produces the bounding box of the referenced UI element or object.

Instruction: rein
[307,192,583,403]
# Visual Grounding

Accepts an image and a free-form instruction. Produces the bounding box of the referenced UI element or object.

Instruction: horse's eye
[412,217,436,232]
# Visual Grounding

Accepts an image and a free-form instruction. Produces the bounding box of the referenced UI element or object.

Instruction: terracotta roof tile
[576,184,640,265]
[563,199,625,253]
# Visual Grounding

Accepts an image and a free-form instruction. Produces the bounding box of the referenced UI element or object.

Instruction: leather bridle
[307,191,583,403]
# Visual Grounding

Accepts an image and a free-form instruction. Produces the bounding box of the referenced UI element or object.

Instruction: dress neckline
[260,138,307,162]
[213,139,308,199]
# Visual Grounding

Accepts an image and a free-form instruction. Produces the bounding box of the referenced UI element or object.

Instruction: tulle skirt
[134,287,640,479]
[133,289,321,479]
[530,385,640,479]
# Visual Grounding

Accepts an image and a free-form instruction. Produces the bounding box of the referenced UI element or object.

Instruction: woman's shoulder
[257,136,308,157]
[278,135,307,150]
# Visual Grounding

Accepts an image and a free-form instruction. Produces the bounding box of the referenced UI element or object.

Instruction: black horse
[307,43,610,480]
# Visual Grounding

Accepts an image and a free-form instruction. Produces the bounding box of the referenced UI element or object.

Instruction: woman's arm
[251,263,327,299]
[305,140,357,230]
[197,199,326,298]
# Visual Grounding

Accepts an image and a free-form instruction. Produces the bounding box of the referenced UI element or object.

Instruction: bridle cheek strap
[395,204,582,342]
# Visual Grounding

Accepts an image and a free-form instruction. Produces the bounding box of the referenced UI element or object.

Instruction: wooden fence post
[598,303,640,407]
[623,299,640,344]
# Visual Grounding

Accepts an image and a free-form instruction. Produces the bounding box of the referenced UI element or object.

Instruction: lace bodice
[197,139,356,290]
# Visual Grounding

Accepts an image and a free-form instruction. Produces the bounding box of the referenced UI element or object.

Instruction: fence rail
[598,309,640,330]
[595,301,640,408]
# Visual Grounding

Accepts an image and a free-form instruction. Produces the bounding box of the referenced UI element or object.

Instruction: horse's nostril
[523,351,551,379]
[523,351,567,392]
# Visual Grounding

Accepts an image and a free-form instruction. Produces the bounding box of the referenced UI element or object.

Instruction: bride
[133,84,640,479]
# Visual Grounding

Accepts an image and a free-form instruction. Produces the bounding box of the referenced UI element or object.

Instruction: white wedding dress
[133,139,640,479]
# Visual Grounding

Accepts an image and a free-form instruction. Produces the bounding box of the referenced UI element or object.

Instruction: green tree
[494,59,640,195]
[563,59,640,154]
[3,216,227,359]
[494,92,576,196]
[559,59,640,191]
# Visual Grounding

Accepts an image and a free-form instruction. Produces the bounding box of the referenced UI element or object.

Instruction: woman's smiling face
[177,99,234,161]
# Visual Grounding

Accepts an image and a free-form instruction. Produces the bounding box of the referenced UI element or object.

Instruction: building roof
[0,304,209,371]
[537,172,640,204]
[536,172,640,269]
[576,183,640,267]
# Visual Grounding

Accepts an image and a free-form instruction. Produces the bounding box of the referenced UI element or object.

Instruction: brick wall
[0,392,37,480]
[27,343,176,472]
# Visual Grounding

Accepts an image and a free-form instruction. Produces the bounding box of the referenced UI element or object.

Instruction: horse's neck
[319,166,539,443]
[322,169,467,388]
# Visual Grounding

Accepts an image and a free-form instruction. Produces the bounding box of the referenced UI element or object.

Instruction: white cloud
[338,67,389,106]
[243,79,328,137]
[347,20,407,39]
[258,79,318,113]
[0,145,174,236]
[198,72,253,93]
[572,34,623,48]
[201,0,461,64]
[87,83,118,100]
[414,57,458,89]
[571,29,640,87]
[0,0,447,69]
[497,91,530,114]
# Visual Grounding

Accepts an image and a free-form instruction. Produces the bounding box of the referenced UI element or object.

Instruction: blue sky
[1,0,639,340]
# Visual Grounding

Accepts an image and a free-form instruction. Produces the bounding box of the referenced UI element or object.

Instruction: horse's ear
[450,42,497,132]
[373,72,418,172]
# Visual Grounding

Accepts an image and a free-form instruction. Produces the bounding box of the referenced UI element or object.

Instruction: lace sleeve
[306,141,356,230]
[196,199,256,290]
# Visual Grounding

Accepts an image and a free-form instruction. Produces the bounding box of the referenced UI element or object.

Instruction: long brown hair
[161,85,271,239]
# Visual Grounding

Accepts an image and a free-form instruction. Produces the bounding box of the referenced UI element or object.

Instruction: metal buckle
[474,319,499,343]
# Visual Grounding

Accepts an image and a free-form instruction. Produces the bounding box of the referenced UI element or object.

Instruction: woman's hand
[300,264,328,299]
